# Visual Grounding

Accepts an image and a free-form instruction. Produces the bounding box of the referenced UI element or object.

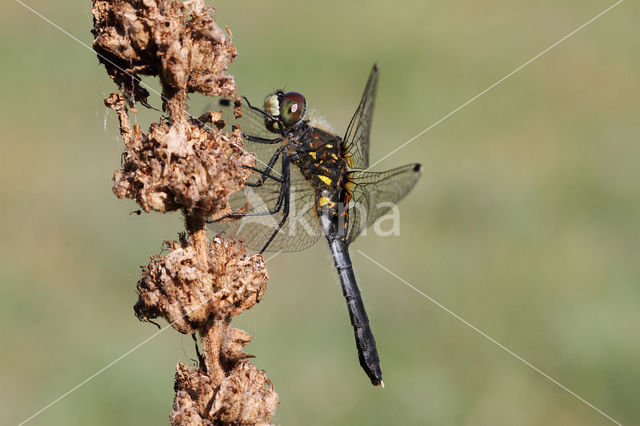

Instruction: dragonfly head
[263,90,306,133]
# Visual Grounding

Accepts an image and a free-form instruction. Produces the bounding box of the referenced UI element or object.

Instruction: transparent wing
[345,163,422,244]
[209,167,323,252]
[202,98,283,175]
[207,97,277,140]
[202,97,323,251]
[343,64,378,170]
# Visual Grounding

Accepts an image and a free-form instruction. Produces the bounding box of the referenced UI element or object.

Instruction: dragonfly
[207,64,421,386]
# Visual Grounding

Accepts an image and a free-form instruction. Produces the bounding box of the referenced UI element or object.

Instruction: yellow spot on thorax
[318,175,332,185]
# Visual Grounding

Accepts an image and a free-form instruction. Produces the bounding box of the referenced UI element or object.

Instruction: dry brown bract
[92,0,236,104]
[96,0,252,216]
[134,237,268,334]
[172,361,279,426]
[105,93,254,215]
[93,1,279,424]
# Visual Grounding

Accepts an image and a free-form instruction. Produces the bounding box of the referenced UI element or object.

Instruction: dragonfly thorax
[286,125,349,192]
[282,123,354,241]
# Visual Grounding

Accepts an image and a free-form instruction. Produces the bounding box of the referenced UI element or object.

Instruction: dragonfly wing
[210,167,323,252]
[345,163,422,244]
[206,98,278,140]
[201,98,285,174]
[343,64,379,170]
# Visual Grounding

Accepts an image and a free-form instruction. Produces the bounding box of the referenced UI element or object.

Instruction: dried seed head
[92,0,237,103]
[210,361,279,424]
[134,236,268,334]
[171,363,216,425]
[97,0,249,215]
[106,94,253,215]
[172,361,278,426]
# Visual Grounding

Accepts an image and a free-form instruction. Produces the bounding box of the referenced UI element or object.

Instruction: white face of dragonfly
[264,94,280,117]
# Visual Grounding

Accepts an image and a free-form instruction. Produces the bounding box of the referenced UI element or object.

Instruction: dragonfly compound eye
[279,92,306,127]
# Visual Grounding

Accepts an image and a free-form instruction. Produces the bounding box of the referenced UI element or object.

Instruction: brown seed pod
[92,0,237,103]
[106,96,254,215]
[134,237,268,334]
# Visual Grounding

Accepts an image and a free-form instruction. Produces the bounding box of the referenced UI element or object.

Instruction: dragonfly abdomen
[328,238,383,386]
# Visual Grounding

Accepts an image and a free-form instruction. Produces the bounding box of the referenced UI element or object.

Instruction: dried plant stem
[186,214,209,265]
[199,316,229,383]
[166,88,189,123]
[188,209,230,386]
[93,1,279,424]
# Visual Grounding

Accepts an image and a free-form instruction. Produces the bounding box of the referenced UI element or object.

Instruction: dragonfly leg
[207,151,289,223]
[210,190,285,220]
[243,96,270,118]
[259,153,290,253]
[240,96,286,138]
[244,168,283,186]
[245,146,285,187]
[243,134,282,144]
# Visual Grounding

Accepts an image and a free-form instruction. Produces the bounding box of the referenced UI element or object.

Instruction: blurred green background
[1,0,638,424]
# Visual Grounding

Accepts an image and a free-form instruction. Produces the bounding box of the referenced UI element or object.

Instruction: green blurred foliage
[1,0,639,425]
